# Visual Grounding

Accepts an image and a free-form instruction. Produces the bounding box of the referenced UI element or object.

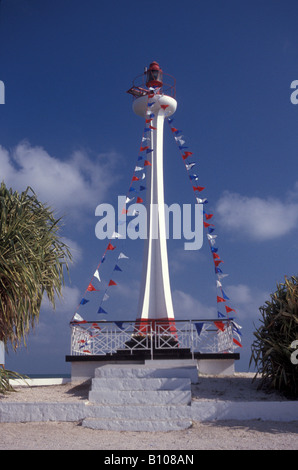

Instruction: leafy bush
[250,275,298,398]
[0,367,28,395]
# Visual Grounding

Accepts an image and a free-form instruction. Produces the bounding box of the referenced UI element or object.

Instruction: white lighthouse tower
[128,62,177,335]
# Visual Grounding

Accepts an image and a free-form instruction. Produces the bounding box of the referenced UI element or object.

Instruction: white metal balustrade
[69,319,236,359]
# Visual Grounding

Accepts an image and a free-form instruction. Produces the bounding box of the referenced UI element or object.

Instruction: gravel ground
[0,373,297,450]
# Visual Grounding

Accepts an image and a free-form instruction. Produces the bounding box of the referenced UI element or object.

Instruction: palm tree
[0,182,72,392]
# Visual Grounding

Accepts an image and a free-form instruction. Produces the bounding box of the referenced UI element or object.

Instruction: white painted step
[88,389,191,405]
[82,417,192,431]
[91,377,191,391]
[85,403,192,420]
[94,364,198,382]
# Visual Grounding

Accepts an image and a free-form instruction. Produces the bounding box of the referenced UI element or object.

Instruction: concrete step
[85,403,192,420]
[94,364,198,382]
[82,417,192,431]
[91,377,191,391]
[88,389,191,405]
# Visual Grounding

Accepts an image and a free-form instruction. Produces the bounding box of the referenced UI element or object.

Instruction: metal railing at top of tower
[69,318,241,358]
[126,71,176,99]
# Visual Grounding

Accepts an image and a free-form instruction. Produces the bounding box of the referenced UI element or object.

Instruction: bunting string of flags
[166,117,242,349]
[73,90,159,321]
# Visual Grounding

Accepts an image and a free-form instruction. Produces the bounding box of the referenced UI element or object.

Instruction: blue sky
[1,0,298,374]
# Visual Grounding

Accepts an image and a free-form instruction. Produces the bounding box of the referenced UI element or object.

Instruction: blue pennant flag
[80,298,89,305]
[113,264,122,272]
[98,306,107,314]
[146,148,153,154]
[195,322,204,336]
[221,289,230,300]
[147,102,155,107]
[167,118,173,123]
[115,321,124,330]
[217,311,225,318]
[179,145,188,150]
[140,185,146,191]
[137,155,143,161]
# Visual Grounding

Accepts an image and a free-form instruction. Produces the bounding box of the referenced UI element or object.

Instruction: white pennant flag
[111,231,123,239]
[134,166,143,171]
[216,280,222,288]
[126,196,135,203]
[118,252,129,259]
[102,293,109,302]
[94,269,101,282]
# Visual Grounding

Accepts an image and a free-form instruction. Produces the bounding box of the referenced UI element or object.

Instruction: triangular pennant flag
[107,243,116,251]
[132,176,139,181]
[80,298,89,305]
[205,213,214,220]
[135,166,143,171]
[137,197,143,203]
[225,306,236,314]
[149,125,157,130]
[140,146,149,152]
[98,306,107,314]
[204,222,214,228]
[194,322,204,336]
[72,313,85,322]
[118,252,129,259]
[214,321,225,331]
[217,311,225,318]
[113,264,122,272]
[144,160,152,166]
[160,104,169,110]
[221,289,230,300]
[216,280,222,288]
[140,185,146,191]
[87,283,98,292]
[102,293,109,301]
[193,186,205,192]
[108,279,117,286]
[94,270,101,282]
[185,163,195,170]
[126,196,135,203]
[146,148,153,154]
[115,321,125,330]
[233,338,242,348]
[217,296,226,303]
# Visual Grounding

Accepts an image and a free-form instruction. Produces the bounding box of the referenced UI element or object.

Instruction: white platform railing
[69,319,236,359]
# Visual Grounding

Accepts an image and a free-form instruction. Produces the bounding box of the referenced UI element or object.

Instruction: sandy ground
[1,373,298,450]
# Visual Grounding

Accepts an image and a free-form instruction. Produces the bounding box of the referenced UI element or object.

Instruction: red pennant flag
[205,213,214,220]
[149,125,157,130]
[132,176,139,181]
[87,283,97,292]
[233,338,242,347]
[144,160,152,166]
[160,104,169,110]
[193,186,205,192]
[182,151,193,160]
[137,197,143,203]
[214,321,225,331]
[146,118,152,123]
[171,127,178,133]
[92,323,101,330]
[213,253,220,259]
[140,146,149,152]
[214,259,223,267]
[122,208,128,214]
[203,222,214,228]
[108,280,117,286]
[217,296,226,303]
[225,306,236,314]
[107,243,116,251]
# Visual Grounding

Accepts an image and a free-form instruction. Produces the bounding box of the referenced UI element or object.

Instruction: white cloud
[172,289,217,320]
[216,188,298,240]
[225,283,269,320]
[0,141,121,219]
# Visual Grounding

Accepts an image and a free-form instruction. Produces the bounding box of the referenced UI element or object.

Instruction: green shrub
[250,275,298,398]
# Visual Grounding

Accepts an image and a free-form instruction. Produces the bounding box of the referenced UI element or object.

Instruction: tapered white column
[133,94,177,328]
